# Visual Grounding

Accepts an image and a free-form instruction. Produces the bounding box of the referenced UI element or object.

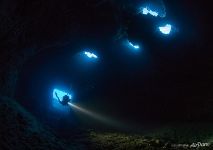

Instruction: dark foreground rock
[0,95,76,150]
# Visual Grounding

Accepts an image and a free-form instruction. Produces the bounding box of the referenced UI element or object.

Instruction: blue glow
[159,24,172,34]
[127,40,140,49]
[140,7,158,17]
[84,51,98,59]
[52,88,72,111]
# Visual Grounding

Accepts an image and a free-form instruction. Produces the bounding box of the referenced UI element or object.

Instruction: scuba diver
[55,92,71,106]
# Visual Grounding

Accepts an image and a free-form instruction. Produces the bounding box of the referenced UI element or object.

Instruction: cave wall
[0,0,131,97]
[0,0,212,123]
[0,0,83,96]
[0,95,71,149]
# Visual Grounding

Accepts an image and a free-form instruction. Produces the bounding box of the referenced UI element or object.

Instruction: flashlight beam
[68,102,121,127]
[68,102,108,122]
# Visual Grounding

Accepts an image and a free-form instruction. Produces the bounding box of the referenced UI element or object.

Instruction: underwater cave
[0,0,213,149]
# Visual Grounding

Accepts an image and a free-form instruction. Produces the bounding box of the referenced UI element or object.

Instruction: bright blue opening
[127,40,140,49]
[84,51,98,59]
[139,7,159,17]
[122,39,142,55]
[159,24,172,35]
[52,88,72,112]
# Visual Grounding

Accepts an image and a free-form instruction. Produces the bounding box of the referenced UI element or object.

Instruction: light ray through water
[68,102,122,128]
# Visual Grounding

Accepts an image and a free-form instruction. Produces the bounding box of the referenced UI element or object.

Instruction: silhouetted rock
[0,95,72,150]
